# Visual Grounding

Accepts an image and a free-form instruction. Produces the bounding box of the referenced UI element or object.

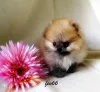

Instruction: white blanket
[26,59,100,92]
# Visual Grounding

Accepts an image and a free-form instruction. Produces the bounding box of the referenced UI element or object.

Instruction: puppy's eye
[63,41,70,48]
[72,23,76,27]
[53,42,56,46]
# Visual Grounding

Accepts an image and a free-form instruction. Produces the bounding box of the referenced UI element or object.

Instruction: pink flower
[0,41,48,92]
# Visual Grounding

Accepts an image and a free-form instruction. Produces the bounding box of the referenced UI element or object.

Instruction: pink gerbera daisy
[0,41,48,92]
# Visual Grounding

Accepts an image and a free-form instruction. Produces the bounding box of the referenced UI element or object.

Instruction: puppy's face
[43,18,83,56]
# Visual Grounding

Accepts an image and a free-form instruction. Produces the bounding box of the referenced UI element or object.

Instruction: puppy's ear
[71,21,80,32]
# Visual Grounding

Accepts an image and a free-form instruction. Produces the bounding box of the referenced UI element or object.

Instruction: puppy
[39,18,87,78]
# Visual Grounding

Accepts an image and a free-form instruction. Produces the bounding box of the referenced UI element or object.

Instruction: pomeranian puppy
[39,18,87,78]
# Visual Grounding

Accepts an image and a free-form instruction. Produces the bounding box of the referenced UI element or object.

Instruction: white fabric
[27,59,100,92]
[89,0,100,24]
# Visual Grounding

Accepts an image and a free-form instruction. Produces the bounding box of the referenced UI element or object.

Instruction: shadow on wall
[0,0,54,45]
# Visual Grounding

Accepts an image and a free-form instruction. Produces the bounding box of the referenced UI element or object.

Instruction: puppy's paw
[50,63,78,78]
[51,66,67,78]
[67,63,78,73]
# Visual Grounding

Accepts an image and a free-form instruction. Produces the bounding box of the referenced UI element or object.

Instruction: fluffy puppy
[39,18,87,78]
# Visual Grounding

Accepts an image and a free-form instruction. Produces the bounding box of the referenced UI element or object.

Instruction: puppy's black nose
[57,47,70,56]
[57,47,62,53]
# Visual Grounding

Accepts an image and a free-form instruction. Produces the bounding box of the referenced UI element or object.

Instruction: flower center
[16,67,26,76]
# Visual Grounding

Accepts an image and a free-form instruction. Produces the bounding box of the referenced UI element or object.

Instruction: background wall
[0,0,54,45]
[0,0,100,50]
